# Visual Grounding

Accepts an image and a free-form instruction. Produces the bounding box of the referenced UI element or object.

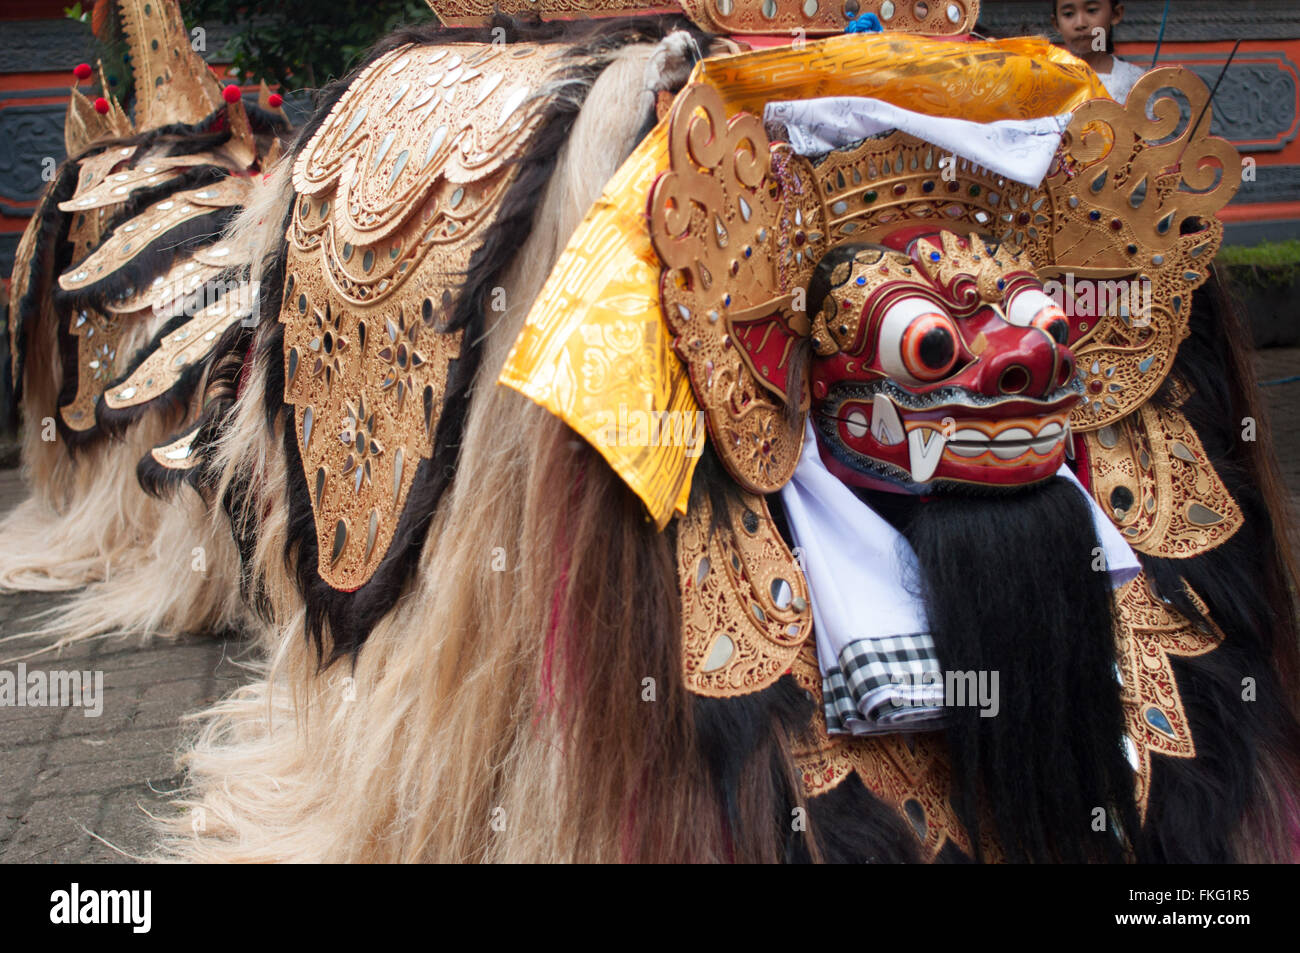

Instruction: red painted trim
[1219,200,1300,222]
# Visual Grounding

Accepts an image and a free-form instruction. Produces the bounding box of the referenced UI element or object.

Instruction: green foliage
[65,2,134,105]
[1218,239,1300,269]
[1219,240,1300,290]
[184,0,433,90]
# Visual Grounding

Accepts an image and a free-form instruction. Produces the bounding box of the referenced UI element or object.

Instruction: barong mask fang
[807,228,1079,491]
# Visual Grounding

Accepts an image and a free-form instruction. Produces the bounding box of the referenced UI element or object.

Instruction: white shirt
[1099,56,1147,104]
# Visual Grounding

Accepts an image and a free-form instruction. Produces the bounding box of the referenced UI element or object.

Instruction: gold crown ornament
[426,0,979,37]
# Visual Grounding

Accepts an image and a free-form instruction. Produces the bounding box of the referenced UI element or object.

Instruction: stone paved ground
[1255,348,1300,526]
[0,349,1298,864]
[0,469,247,864]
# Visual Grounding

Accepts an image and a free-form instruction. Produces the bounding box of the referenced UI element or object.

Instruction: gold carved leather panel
[282,43,565,590]
[58,177,249,295]
[1048,68,1239,432]
[1114,572,1218,818]
[57,152,226,214]
[1085,402,1243,559]
[103,293,251,412]
[650,82,822,494]
[677,491,812,697]
[788,641,997,861]
[61,306,131,432]
[428,0,980,36]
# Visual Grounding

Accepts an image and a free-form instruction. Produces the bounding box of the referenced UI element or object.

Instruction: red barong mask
[807,228,1078,491]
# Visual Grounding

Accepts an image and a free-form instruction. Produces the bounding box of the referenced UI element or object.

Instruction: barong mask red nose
[807,227,1081,492]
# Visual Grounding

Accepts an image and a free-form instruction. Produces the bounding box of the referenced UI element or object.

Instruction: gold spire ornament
[283,42,569,590]
[117,0,225,130]
[677,490,812,696]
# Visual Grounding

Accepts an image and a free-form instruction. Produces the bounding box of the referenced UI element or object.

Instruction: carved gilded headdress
[500,36,1240,534]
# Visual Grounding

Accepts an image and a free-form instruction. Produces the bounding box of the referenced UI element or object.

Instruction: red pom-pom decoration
[93,97,110,115]
[222,84,241,104]
[73,63,93,81]
[267,93,283,108]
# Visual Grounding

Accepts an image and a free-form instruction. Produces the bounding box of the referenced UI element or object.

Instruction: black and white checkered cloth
[823,633,950,735]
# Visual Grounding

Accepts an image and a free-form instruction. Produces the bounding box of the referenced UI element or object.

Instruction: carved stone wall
[981,0,1300,42]
[0,101,68,208]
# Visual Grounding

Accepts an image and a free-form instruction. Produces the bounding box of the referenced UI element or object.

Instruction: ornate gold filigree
[427,0,979,36]
[103,259,223,318]
[60,306,130,431]
[1047,68,1238,431]
[651,83,821,493]
[58,151,226,215]
[428,0,658,26]
[63,148,137,264]
[810,247,913,354]
[102,234,249,319]
[283,43,564,590]
[914,231,1028,306]
[677,491,812,697]
[292,43,557,263]
[1114,572,1219,817]
[1084,402,1243,558]
[7,196,48,381]
[684,0,977,35]
[812,134,1054,261]
[103,294,250,412]
[58,177,249,295]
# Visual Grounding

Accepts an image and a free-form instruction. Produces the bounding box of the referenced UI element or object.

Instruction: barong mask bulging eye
[807,227,1080,491]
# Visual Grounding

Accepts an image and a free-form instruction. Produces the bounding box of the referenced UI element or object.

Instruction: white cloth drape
[779,420,1141,735]
[764,96,1072,187]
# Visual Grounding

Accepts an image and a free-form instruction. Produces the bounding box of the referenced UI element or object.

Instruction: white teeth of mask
[907,428,947,482]
[992,426,1034,459]
[871,393,905,446]
[846,408,869,438]
[947,429,987,457]
[1030,431,1063,454]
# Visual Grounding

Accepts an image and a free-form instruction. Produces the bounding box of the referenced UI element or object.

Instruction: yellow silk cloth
[498,33,1107,528]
